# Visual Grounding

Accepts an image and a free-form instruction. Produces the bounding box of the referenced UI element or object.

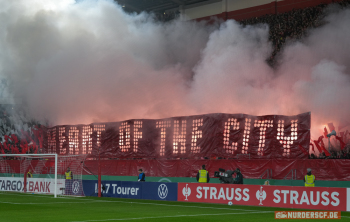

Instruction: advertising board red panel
[178,183,346,211]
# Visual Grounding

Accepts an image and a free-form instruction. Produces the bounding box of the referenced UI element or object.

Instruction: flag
[309,143,315,152]
[323,127,329,138]
[335,136,346,150]
[314,136,330,156]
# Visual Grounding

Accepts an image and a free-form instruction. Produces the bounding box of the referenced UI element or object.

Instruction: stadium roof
[114,0,217,14]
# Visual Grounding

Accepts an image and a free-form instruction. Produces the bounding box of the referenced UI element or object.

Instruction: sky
[0,0,349,141]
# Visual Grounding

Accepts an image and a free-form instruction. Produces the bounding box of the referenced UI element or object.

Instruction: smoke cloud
[0,0,349,141]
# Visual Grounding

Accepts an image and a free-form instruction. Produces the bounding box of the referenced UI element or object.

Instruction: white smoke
[275,6,350,138]
[0,0,349,142]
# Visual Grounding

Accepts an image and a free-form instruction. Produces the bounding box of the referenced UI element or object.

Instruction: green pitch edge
[82,175,350,188]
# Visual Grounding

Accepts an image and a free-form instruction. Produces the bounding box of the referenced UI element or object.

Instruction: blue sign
[142,182,177,201]
[83,180,142,199]
[83,180,177,201]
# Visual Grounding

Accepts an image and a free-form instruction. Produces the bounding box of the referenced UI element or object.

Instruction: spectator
[138,169,145,182]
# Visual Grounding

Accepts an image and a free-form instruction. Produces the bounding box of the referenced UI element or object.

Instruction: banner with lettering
[177,183,347,211]
[47,112,310,159]
[0,177,65,194]
[82,180,178,201]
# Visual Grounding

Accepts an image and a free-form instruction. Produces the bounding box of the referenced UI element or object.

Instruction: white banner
[0,177,65,194]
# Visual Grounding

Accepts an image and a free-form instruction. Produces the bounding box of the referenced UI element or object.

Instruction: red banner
[178,183,347,211]
[47,112,311,159]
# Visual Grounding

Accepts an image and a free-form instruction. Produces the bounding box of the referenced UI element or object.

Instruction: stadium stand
[0,1,349,160]
[0,105,45,156]
[153,0,350,65]
[240,0,350,65]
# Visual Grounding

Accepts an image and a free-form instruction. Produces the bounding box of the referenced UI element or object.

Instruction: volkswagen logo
[158,184,168,199]
[72,181,80,194]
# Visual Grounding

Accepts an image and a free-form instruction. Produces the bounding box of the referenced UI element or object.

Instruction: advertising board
[83,180,177,201]
[178,183,347,211]
[0,177,64,194]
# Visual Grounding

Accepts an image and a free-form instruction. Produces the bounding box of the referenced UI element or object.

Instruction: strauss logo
[182,184,191,200]
[256,186,266,205]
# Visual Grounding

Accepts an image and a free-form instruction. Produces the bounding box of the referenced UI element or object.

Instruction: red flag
[313,140,323,153]
[320,142,331,157]
[310,143,315,152]
[12,146,19,154]
[314,136,331,156]
[323,127,329,138]
[11,134,19,144]
[3,142,8,151]
[335,136,346,150]
[4,135,10,143]
[20,138,29,154]
[20,144,27,154]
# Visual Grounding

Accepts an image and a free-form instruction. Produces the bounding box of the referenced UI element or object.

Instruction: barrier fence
[80,180,350,212]
[83,159,350,181]
[1,177,348,211]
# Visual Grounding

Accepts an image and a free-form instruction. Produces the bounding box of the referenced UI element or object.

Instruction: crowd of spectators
[310,146,350,159]
[152,0,350,64]
[240,0,350,65]
[0,105,44,156]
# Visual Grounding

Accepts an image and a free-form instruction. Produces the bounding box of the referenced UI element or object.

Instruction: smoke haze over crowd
[0,0,349,140]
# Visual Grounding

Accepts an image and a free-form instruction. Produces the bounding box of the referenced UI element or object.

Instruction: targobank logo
[72,181,80,194]
[158,184,168,199]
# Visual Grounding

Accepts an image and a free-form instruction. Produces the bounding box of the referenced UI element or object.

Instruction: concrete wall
[181,0,339,21]
[183,1,222,20]
[227,0,272,11]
